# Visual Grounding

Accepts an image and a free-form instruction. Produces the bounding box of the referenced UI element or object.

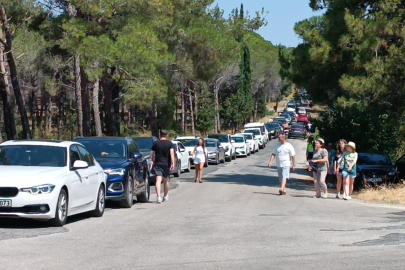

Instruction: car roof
[204,138,219,141]
[74,136,129,141]
[133,136,155,140]
[231,135,244,137]
[0,140,77,148]
[175,136,199,139]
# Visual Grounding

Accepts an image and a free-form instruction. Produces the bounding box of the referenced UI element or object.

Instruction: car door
[129,141,143,193]
[178,142,188,170]
[218,141,225,160]
[69,145,90,209]
[396,155,405,181]
[76,145,99,205]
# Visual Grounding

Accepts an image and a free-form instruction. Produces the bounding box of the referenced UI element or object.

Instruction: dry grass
[353,185,405,205]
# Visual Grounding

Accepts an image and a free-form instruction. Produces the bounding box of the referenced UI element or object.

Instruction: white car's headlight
[21,184,56,195]
[104,168,125,176]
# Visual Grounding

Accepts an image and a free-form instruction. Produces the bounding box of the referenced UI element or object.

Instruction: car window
[77,140,126,159]
[232,137,245,143]
[207,135,228,143]
[205,140,217,147]
[134,138,153,153]
[70,145,81,168]
[357,153,391,165]
[128,141,140,156]
[77,145,95,166]
[177,139,199,147]
[244,129,260,135]
[0,145,67,167]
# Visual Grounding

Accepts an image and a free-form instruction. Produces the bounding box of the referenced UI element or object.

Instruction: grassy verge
[353,183,405,206]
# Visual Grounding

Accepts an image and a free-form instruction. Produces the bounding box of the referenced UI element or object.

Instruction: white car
[243,128,266,149]
[232,135,251,157]
[236,133,259,153]
[244,123,268,146]
[298,108,306,115]
[172,141,192,175]
[173,138,200,167]
[0,140,106,226]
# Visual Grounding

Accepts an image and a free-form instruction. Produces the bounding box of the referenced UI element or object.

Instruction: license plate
[0,199,11,207]
[367,178,382,183]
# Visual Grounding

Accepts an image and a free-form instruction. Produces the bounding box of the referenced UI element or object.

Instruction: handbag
[309,160,317,173]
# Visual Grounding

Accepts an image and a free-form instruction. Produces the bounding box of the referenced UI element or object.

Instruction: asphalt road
[2,138,405,269]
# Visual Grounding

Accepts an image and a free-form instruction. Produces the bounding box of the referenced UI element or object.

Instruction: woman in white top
[192,138,207,183]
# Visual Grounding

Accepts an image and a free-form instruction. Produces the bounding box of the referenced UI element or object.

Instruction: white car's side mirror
[73,160,88,169]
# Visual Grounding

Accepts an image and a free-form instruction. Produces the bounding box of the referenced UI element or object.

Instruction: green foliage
[313,101,401,155]
[195,90,216,135]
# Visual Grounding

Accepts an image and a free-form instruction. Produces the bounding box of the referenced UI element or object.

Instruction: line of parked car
[0,122,277,227]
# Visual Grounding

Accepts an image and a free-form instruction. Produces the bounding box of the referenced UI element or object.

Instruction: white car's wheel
[50,189,68,227]
[185,160,191,172]
[89,184,105,217]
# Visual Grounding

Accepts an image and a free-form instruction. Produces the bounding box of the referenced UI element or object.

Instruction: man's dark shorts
[153,165,171,180]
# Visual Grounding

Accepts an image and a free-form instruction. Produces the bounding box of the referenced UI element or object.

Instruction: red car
[297,115,309,123]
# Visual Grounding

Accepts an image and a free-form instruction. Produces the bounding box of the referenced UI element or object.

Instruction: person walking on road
[342,141,358,200]
[151,130,175,204]
[310,139,329,198]
[192,138,207,183]
[268,134,296,195]
[334,139,347,198]
[306,137,315,172]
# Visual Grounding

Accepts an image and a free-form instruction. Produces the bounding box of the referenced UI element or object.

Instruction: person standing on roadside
[151,130,175,204]
[306,137,315,171]
[310,139,329,198]
[342,142,358,200]
[268,134,296,195]
[192,138,207,183]
[334,139,347,198]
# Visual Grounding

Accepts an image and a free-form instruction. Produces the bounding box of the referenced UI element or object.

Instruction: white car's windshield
[177,139,199,147]
[205,141,217,147]
[0,145,67,167]
[244,129,260,136]
[208,135,228,143]
[232,137,245,143]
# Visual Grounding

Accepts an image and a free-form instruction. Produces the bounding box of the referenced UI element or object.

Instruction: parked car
[74,137,150,208]
[207,134,236,162]
[171,141,191,176]
[204,138,225,164]
[288,124,307,139]
[287,101,296,109]
[0,140,106,226]
[235,133,258,153]
[396,154,405,181]
[243,128,266,149]
[133,136,158,186]
[297,114,310,124]
[244,122,269,145]
[265,123,281,139]
[298,108,306,115]
[355,152,399,189]
[232,135,251,157]
[173,138,200,167]
[280,113,292,123]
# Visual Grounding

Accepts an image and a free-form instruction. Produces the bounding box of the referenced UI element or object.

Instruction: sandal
[279,190,283,195]
[282,191,287,195]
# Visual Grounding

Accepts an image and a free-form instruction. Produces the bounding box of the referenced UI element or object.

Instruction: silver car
[204,138,225,165]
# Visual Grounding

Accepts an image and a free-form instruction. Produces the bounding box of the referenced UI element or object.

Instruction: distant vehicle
[288,124,307,139]
[297,114,310,124]
[74,137,150,208]
[395,154,405,181]
[244,123,269,145]
[243,128,266,149]
[265,123,282,139]
[207,134,236,162]
[279,113,292,123]
[287,101,296,109]
[171,141,192,177]
[173,138,199,168]
[232,135,251,157]
[0,140,106,226]
[298,108,306,115]
[204,138,225,165]
[286,107,296,113]
[355,152,399,189]
[235,133,259,153]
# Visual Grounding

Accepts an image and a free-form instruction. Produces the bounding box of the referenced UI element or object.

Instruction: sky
[212,0,324,47]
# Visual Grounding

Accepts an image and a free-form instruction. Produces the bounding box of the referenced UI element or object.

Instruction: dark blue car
[74,137,150,208]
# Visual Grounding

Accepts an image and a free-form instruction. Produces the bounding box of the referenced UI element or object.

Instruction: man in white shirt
[268,134,296,195]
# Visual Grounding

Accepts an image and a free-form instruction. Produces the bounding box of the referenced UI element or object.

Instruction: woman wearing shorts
[334,139,347,198]
[192,138,207,183]
[342,141,358,200]
[310,139,329,198]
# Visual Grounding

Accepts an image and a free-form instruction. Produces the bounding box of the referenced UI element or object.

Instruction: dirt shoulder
[353,186,405,206]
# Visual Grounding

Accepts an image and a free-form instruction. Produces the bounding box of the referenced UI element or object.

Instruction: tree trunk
[181,87,186,133]
[0,5,31,139]
[112,83,120,136]
[214,84,220,133]
[101,71,118,136]
[58,87,65,140]
[0,107,3,143]
[0,36,16,140]
[80,67,91,137]
[93,77,102,137]
[253,93,258,122]
[30,91,36,138]
[189,88,195,135]
[74,55,83,137]
[149,104,158,137]
[44,92,52,134]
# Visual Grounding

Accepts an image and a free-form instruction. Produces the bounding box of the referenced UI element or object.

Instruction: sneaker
[157,197,162,204]
[321,193,328,199]
[314,195,321,198]
[343,196,351,201]
[163,196,169,202]
[335,193,341,199]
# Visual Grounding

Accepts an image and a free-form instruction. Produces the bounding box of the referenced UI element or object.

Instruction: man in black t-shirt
[151,130,175,204]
